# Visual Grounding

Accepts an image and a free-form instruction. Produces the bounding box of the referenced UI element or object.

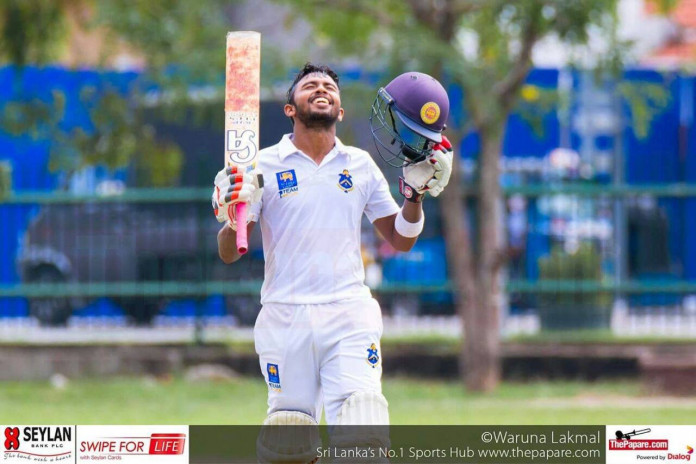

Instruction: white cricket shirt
[249,134,400,305]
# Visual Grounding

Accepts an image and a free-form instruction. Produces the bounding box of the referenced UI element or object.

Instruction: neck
[291,124,336,164]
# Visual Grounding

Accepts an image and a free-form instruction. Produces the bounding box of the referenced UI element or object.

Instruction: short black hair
[286,63,340,105]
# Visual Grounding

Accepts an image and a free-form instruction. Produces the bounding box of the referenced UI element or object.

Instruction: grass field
[1,376,694,424]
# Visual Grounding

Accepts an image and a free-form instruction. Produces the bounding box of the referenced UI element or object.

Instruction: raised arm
[211,165,264,263]
[218,221,257,264]
[373,201,422,252]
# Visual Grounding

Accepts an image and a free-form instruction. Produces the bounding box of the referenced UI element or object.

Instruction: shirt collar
[278,133,350,162]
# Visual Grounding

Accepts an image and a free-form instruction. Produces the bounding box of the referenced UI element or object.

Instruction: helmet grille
[369,88,434,167]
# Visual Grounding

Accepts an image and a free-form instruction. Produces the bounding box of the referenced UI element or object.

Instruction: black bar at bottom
[190,425,605,463]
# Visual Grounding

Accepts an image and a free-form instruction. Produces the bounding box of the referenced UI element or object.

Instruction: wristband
[399,177,424,203]
[394,208,424,238]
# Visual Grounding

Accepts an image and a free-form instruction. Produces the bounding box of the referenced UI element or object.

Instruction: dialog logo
[668,446,694,461]
[2,426,74,463]
[77,426,188,463]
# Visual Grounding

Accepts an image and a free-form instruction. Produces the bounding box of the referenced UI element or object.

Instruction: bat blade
[225,31,261,255]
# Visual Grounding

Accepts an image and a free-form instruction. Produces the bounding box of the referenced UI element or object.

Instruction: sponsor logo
[607,426,696,464]
[3,426,74,463]
[337,169,354,193]
[404,184,414,199]
[267,363,281,391]
[226,129,257,164]
[610,428,668,451]
[366,343,380,367]
[276,169,299,198]
[149,434,186,455]
[669,446,696,461]
[77,426,187,463]
[420,102,440,124]
[4,427,19,450]
[609,439,669,451]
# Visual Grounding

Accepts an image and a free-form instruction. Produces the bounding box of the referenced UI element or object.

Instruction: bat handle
[235,202,248,255]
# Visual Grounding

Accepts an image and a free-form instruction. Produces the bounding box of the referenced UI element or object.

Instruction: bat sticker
[226,129,258,163]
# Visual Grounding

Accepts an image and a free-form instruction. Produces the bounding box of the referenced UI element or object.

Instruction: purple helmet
[370,72,450,166]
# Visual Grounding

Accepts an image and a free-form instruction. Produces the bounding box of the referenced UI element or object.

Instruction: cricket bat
[225,31,261,255]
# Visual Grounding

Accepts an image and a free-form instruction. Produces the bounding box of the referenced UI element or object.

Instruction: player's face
[286,73,343,129]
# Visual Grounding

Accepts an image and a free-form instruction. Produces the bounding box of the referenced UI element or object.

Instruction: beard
[294,104,340,129]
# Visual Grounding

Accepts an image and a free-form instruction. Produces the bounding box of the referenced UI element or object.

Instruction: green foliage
[648,0,680,14]
[0,89,65,139]
[69,88,139,170]
[93,1,232,88]
[335,81,375,146]
[280,0,676,138]
[537,242,611,308]
[0,0,68,66]
[283,2,382,57]
[515,84,558,138]
[51,87,184,185]
[0,80,185,185]
[0,161,11,199]
[0,1,241,186]
[618,81,672,139]
[280,0,624,133]
[133,139,183,188]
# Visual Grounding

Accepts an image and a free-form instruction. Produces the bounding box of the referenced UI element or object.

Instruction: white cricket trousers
[254,297,384,424]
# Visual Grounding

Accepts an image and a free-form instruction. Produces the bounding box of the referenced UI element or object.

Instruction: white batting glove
[402,135,453,197]
[212,165,263,230]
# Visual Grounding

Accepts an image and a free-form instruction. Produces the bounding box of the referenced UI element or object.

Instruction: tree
[2,0,673,388]
[281,0,673,391]
[0,0,237,185]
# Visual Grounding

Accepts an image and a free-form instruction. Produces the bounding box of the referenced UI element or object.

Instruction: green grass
[1,376,694,425]
[506,330,696,345]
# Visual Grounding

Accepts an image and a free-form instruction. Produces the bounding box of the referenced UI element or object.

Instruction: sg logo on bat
[226,129,257,164]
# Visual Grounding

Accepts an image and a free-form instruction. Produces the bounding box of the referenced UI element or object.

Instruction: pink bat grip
[235,202,248,255]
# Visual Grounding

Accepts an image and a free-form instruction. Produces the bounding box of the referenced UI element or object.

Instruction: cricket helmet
[370,71,450,166]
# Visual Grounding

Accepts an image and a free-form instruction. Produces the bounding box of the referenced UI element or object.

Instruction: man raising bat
[213,64,452,459]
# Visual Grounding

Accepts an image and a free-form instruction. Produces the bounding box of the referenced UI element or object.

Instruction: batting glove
[212,165,263,230]
[402,135,453,198]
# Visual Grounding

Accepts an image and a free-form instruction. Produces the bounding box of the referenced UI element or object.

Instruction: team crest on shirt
[276,169,299,198]
[337,169,354,193]
[267,363,282,391]
[366,343,380,368]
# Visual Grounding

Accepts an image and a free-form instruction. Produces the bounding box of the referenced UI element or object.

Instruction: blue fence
[1,66,696,321]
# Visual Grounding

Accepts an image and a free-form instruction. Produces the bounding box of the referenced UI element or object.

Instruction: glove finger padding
[434,134,452,152]
[424,148,452,198]
[402,135,453,197]
[212,166,263,228]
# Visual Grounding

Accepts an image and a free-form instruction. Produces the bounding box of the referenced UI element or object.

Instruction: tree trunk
[465,129,504,391]
[439,128,504,392]
[442,127,504,392]
[438,134,476,380]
